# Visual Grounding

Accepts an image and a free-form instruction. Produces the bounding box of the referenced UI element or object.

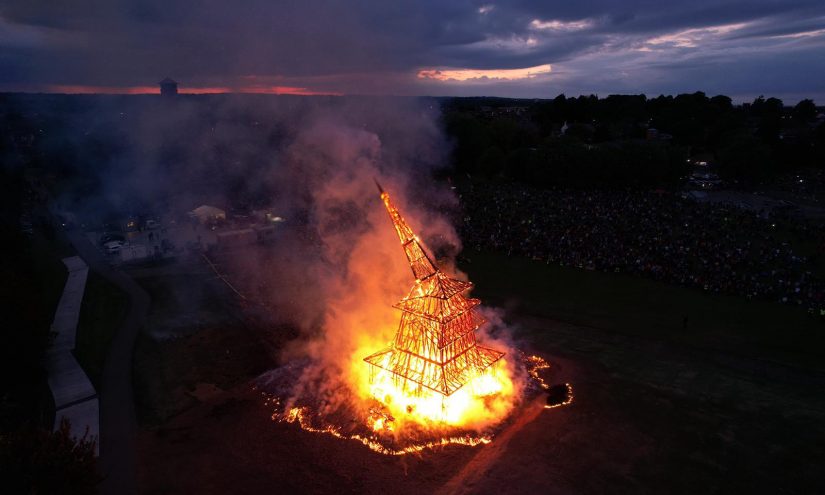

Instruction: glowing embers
[280,405,492,456]
[524,354,574,409]
[363,185,506,419]
[262,353,573,456]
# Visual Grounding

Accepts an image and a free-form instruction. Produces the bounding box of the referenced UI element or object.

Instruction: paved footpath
[48,256,99,447]
[66,230,150,495]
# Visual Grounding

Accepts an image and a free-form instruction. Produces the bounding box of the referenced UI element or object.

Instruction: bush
[0,418,100,494]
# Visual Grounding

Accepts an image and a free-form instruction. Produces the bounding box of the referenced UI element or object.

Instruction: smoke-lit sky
[2,0,824,102]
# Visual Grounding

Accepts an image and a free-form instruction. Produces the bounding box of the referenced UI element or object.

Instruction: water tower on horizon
[159,77,178,96]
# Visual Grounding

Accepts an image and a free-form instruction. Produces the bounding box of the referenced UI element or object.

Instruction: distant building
[188,205,226,224]
[159,77,178,96]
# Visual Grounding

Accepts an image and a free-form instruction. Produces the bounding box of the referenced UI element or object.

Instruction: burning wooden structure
[364,182,504,399]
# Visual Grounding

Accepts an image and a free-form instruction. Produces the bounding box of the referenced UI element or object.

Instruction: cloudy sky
[1,0,824,102]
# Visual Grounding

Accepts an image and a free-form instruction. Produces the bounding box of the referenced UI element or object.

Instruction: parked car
[104,240,126,254]
[99,233,125,246]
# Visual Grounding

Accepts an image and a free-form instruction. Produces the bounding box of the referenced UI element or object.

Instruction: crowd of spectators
[773,169,825,205]
[456,182,825,316]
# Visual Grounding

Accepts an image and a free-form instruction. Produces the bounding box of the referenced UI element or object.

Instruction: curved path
[47,256,98,445]
[436,396,547,495]
[66,230,150,495]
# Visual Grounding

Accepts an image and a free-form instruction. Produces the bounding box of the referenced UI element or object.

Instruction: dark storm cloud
[1,0,823,100]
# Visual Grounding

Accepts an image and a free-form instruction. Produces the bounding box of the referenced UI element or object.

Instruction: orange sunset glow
[417,64,552,82]
[46,85,340,96]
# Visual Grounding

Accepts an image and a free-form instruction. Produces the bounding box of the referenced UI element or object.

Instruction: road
[66,229,150,495]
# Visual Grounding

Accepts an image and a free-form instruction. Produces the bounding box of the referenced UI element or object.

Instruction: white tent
[188,205,226,224]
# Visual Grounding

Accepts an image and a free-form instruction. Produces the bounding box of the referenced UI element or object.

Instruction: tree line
[441,93,825,189]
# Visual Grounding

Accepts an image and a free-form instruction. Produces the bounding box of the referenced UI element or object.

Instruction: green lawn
[74,271,129,389]
[29,232,71,316]
[461,251,825,369]
[0,209,72,430]
[132,271,274,425]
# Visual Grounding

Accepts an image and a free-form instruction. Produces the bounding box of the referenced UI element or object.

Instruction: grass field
[134,249,825,494]
[132,269,276,425]
[461,251,825,370]
[456,250,825,493]
[19,224,73,427]
[74,271,129,389]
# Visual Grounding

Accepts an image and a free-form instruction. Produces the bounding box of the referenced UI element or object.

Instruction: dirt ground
[135,313,825,494]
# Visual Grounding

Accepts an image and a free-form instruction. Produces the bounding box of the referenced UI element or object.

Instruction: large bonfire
[363,182,511,426]
[262,180,571,455]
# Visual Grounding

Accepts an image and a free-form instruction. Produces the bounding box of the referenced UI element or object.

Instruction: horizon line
[0,88,820,106]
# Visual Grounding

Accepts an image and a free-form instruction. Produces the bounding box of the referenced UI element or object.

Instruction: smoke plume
[12,92,525,431]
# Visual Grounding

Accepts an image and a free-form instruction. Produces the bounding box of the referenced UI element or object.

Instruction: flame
[543,384,574,410]
[524,354,574,409]
[265,353,572,456]
[359,186,513,429]
[361,357,515,427]
[281,407,491,456]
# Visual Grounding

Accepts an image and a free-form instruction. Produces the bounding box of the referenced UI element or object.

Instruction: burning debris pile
[256,180,572,455]
[258,352,570,455]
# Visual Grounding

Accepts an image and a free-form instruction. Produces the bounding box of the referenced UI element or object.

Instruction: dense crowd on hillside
[457,182,825,315]
[773,169,825,205]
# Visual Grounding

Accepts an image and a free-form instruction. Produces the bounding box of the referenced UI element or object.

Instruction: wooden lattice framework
[364,182,504,397]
